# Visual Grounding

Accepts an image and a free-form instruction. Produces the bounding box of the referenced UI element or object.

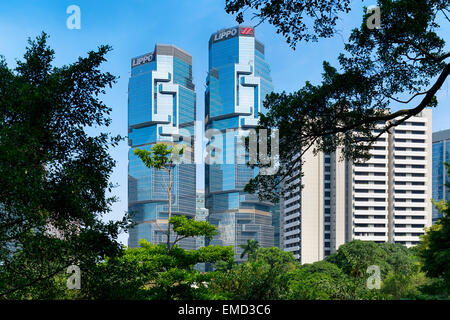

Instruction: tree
[0,33,130,298]
[225,0,353,47]
[378,242,417,276]
[381,271,428,300]
[326,241,387,278]
[227,0,450,202]
[416,163,450,293]
[238,239,260,260]
[286,261,355,300]
[326,240,416,280]
[81,228,235,300]
[324,240,427,299]
[124,142,238,299]
[209,247,298,299]
[133,143,185,254]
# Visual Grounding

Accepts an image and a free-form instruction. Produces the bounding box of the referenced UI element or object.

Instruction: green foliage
[225,0,353,46]
[287,270,336,300]
[210,260,280,300]
[170,215,218,243]
[63,237,449,300]
[81,217,234,300]
[115,240,232,300]
[133,143,187,254]
[238,239,260,260]
[213,260,236,273]
[325,240,416,282]
[378,242,417,276]
[414,277,450,299]
[209,247,298,299]
[416,163,450,294]
[133,143,185,171]
[286,261,354,300]
[326,240,387,278]
[381,271,429,299]
[251,246,298,267]
[0,32,129,299]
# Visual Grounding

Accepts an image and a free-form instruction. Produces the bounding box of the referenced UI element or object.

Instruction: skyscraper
[195,190,209,249]
[195,190,209,272]
[128,44,196,249]
[282,110,433,263]
[352,110,433,247]
[432,129,450,223]
[205,26,276,262]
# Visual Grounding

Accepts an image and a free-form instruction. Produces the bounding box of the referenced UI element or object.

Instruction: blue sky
[1,0,449,245]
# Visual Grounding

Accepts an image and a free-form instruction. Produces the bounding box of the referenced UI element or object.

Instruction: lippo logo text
[213,27,238,43]
[211,26,255,44]
[132,52,154,68]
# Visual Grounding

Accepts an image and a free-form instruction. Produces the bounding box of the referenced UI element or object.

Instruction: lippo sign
[131,52,154,68]
[211,26,254,44]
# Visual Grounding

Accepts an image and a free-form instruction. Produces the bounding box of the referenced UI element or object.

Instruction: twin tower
[127,26,276,261]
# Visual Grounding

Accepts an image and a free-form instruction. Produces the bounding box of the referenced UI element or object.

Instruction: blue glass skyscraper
[205,26,276,261]
[432,129,450,223]
[128,44,196,249]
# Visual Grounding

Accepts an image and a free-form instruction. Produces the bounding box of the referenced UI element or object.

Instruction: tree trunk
[167,165,172,254]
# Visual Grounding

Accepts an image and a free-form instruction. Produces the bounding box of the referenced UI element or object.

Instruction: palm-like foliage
[239,239,260,260]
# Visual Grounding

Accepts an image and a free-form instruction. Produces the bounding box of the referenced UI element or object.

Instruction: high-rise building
[282,110,433,263]
[352,110,433,247]
[205,26,276,262]
[281,149,348,263]
[195,190,209,272]
[128,44,196,249]
[195,190,209,249]
[432,129,450,223]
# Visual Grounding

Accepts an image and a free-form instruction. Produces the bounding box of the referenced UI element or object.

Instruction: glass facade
[205,26,276,262]
[432,129,450,223]
[128,45,196,249]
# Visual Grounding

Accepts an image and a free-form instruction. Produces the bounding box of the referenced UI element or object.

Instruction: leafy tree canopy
[238,239,260,260]
[81,219,234,300]
[209,247,298,299]
[0,32,130,299]
[326,240,415,279]
[225,0,353,46]
[417,163,450,291]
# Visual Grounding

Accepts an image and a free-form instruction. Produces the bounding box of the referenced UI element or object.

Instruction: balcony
[241,76,259,87]
[159,83,177,94]
[152,71,171,82]
[235,64,252,75]
[240,117,258,128]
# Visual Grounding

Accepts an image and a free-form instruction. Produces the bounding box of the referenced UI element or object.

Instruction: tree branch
[321,63,449,138]
[384,90,429,104]
[172,235,190,247]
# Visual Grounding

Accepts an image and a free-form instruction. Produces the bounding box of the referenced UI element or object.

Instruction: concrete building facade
[281,109,433,263]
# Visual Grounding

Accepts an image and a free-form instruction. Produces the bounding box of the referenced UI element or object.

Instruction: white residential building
[281,109,433,263]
